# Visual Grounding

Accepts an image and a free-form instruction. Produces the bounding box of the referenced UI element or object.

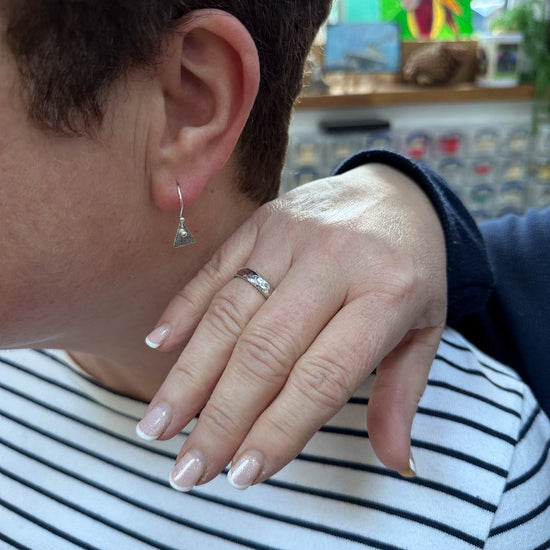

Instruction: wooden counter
[296,83,535,109]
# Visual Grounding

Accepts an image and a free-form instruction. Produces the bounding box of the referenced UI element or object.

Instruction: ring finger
[165,256,348,489]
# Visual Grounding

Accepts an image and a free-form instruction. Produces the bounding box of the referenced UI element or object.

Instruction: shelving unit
[296,83,535,109]
[286,83,548,218]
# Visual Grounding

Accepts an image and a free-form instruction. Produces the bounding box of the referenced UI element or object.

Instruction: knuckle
[199,399,241,442]
[260,412,303,457]
[373,268,417,309]
[254,201,276,222]
[202,246,229,285]
[206,293,246,342]
[296,354,355,410]
[173,287,202,319]
[236,326,295,386]
[201,215,261,285]
[170,360,204,394]
[423,294,448,327]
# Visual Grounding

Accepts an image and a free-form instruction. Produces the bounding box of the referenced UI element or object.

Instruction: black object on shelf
[319,119,391,134]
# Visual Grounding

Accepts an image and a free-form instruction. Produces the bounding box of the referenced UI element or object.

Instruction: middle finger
[168,257,347,490]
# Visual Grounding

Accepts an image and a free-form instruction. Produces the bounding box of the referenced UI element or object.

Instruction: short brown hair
[5,1,332,203]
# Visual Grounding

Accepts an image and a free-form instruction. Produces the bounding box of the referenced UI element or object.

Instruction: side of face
[0,9,261,350]
[0,36,159,347]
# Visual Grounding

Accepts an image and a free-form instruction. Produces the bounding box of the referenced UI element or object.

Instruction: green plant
[491,0,550,127]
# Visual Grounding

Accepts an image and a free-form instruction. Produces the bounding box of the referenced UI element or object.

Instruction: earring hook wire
[176,182,184,220]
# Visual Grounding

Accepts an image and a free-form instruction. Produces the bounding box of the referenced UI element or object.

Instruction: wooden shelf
[296,83,535,110]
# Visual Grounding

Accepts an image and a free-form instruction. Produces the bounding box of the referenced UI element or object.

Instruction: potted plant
[491,0,550,130]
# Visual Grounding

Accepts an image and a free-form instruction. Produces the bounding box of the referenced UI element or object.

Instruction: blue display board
[324,23,401,73]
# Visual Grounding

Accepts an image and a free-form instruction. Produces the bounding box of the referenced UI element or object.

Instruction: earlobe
[149,9,260,211]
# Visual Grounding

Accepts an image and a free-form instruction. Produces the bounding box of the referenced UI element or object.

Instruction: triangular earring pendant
[173,219,196,248]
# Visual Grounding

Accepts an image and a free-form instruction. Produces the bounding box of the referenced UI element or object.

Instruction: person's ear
[149,9,260,210]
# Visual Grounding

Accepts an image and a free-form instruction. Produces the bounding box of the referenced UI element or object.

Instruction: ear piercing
[173,183,195,248]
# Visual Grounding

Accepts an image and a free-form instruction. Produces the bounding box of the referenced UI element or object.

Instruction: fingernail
[145,323,171,349]
[227,451,264,490]
[399,455,417,478]
[170,450,206,492]
[136,402,172,441]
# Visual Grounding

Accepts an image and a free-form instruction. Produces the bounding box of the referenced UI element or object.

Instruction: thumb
[366,326,444,475]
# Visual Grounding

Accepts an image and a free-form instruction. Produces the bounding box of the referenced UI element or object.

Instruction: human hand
[137,163,447,491]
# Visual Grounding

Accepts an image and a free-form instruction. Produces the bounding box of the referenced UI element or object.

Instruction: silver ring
[234,268,274,299]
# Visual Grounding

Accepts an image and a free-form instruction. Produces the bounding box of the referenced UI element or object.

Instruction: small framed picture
[324,23,401,73]
[477,33,522,87]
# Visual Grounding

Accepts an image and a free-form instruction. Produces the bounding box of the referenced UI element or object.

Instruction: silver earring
[173,183,195,248]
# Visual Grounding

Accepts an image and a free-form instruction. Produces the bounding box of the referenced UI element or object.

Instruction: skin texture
[0,10,261,397]
[144,164,447,486]
[1,9,447,491]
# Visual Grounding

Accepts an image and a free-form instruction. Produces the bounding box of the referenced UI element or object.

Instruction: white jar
[476,33,523,87]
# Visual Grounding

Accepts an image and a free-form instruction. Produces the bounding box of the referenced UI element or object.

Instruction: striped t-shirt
[0,328,549,550]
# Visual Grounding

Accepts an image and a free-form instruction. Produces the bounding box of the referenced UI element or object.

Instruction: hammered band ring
[234,268,274,299]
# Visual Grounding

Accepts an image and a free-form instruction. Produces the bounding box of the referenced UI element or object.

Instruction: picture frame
[324,22,401,73]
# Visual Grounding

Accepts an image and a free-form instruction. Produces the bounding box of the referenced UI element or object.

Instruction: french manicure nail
[227,451,264,490]
[399,455,417,478]
[145,323,171,349]
[170,450,206,492]
[136,402,172,441]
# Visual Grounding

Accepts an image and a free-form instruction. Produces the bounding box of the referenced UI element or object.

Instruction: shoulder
[429,329,550,549]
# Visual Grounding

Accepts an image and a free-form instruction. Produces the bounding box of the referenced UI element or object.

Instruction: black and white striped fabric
[1,328,549,550]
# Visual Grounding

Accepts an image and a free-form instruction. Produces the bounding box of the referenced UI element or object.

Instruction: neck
[65,261,202,401]
[64,180,258,402]
[70,328,184,403]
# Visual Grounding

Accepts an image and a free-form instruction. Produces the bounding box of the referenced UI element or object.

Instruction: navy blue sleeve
[333,150,494,324]
[334,150,550,415]
[456,208,550,411]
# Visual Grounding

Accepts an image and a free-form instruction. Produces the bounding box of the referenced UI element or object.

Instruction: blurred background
[283,0,550,222]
